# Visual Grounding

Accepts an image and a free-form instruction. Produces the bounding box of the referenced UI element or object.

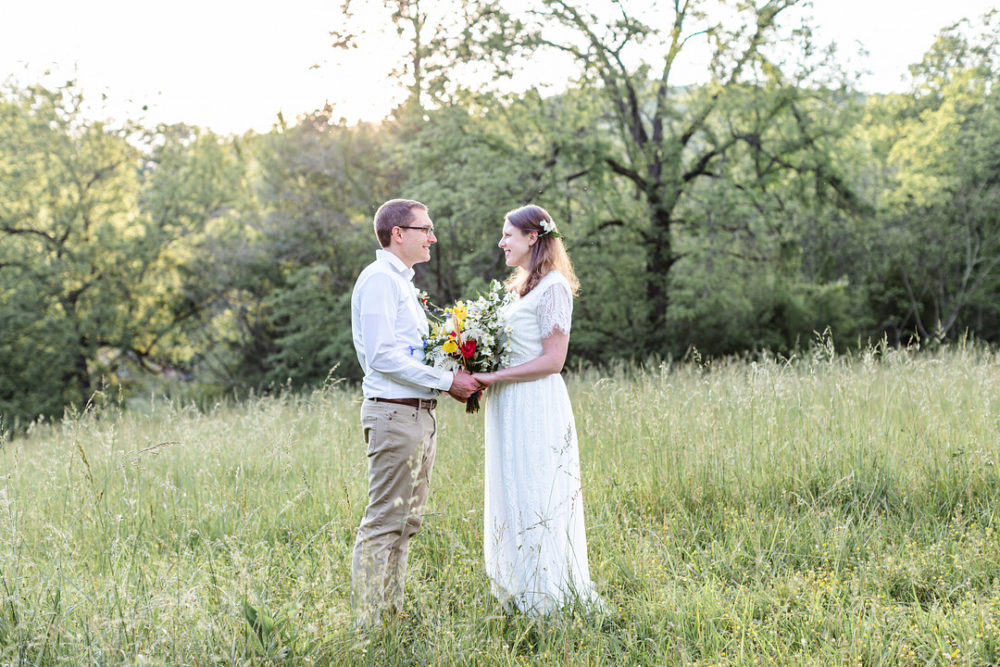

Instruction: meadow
[1,340,998,665]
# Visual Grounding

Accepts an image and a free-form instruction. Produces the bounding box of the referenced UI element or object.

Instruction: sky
[1,0,997,135]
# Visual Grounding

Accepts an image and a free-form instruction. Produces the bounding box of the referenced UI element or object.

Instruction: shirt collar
[376,248,415,281]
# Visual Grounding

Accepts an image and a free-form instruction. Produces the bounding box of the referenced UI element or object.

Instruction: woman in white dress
[473,204,602,615]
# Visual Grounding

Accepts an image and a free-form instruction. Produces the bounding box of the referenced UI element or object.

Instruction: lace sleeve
[537,279,573,338]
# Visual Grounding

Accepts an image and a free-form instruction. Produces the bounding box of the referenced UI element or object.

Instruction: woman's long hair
[503,205,580,297]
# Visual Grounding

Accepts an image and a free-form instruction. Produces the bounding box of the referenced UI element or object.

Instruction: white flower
[540,218,556,235]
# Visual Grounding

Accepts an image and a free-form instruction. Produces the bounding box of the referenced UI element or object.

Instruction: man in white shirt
[350,198,480,627]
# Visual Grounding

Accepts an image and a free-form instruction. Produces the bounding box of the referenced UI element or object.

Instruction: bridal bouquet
[423,280,512,413]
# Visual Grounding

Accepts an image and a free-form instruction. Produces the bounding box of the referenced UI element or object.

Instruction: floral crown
[538,217,563,239]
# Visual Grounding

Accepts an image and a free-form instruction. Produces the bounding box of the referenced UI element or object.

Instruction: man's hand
[447,369,481,402]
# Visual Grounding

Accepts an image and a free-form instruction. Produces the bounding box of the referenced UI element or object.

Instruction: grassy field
[1,341,999,664]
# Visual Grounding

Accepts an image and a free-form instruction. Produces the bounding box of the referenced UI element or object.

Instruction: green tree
[502,0,864,351]
[866,12,1000,343]
[339,0,869,359]
[0,83,203,426]
[664,71,872,353]
[181,109,396,389]
[255,112,392,386]
[335,0,521,115]
[135,121,251,390]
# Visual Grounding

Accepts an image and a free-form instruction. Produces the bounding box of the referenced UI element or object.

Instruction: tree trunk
[645,195,677,352]
[66,340,92,405]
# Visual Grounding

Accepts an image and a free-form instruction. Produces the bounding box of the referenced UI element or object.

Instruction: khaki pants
[351,399,437,627]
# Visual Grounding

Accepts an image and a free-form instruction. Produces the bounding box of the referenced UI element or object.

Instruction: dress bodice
[501,271,573,367]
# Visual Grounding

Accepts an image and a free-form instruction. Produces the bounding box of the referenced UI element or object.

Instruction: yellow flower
[449,302,468,329]
[442,340,458,354]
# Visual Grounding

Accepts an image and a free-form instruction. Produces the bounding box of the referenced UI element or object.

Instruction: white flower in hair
[539,217,562,238]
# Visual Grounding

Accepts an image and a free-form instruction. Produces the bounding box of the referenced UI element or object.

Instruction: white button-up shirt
[351,249,454,399]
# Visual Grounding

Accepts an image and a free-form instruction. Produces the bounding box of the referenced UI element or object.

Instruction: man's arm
[359,273,454,392]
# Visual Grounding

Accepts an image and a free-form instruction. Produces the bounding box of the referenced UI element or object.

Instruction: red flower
[460,340,476,358]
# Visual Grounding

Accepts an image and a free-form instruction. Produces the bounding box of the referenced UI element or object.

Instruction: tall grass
[1,341,998,664]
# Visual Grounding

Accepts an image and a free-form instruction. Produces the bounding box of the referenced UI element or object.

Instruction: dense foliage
[1,1,998,428]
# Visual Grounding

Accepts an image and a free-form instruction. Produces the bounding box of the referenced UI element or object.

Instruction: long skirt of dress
[483,372,601,615]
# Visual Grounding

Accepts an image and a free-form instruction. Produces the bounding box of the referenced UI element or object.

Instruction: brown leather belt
[368,397,437,410]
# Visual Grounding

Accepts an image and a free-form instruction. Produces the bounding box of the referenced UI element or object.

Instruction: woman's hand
[473,372,499,388]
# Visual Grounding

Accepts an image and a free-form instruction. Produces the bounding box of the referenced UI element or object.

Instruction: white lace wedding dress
[483,270,601,614]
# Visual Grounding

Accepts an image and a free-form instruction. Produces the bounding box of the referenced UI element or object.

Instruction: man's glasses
[398,226,436,236]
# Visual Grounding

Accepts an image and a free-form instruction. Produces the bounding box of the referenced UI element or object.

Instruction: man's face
[395,208,437,267]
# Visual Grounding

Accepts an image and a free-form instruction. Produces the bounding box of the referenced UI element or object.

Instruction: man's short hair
[374,199,427,248]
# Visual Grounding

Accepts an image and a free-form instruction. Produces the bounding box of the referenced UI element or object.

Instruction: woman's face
[498,219,536,269]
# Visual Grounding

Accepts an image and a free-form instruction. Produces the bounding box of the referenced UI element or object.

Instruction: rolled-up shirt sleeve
[358,273,454,392]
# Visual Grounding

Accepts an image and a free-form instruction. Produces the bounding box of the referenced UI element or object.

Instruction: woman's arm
[474,330,568,387]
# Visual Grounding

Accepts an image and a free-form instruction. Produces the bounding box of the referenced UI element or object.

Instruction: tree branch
[679,1,795,149]
[1,225,59,245]
[605,157,646,188]
[653,0,696,144]
[682,135,738,182]
[546,0,647,148]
